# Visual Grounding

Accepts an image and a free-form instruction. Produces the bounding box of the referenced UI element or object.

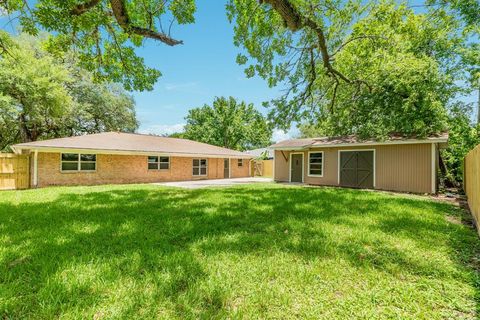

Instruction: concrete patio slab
[152,177,272,189]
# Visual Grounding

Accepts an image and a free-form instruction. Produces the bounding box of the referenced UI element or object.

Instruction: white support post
[33,150,38,188]
[431,143,436,194]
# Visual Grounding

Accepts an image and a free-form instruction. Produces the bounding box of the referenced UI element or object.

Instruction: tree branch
[331,35,386,57]
[260,0,352,84]
[70,0,101,15]
[109,0,183,46]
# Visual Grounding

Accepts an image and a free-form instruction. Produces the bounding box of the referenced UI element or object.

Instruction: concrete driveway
[153,177,272,189]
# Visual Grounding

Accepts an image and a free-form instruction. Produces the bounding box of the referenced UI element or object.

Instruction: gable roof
[12,132,252,158]
[270,132,449,149]
[245,147,273,159]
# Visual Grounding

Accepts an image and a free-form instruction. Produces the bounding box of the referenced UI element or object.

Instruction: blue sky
[132,0,295,141]
[1,1,477,139]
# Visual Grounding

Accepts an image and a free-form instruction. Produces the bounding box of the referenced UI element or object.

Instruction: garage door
[339,151,374,189]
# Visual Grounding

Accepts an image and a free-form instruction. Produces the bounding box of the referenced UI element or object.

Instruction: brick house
[11,132,252,188]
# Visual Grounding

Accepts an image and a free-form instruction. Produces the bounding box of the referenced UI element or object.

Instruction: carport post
[33,150,38,188]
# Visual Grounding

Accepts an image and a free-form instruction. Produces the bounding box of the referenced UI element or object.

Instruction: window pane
[200,159,207,167]
[81,162,96,171]
[238,159,243,167]
[310,164,322,170]
[193,167,199,176]
[159,163,169,170]
[148,156,158,163]
[160,157,169,163]
[193,159,199,167]
[62,162,78,171]
[148,163,158,170]
[62,153,78,161]
[81,154,96,161]
[200,167,207,175]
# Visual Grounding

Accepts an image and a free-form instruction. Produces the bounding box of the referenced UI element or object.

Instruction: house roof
[12,132,253,158]
[245,147,273,159]
[270,132,449,149]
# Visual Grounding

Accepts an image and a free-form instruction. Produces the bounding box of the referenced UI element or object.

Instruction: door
[290,153,303,182]
[224,159,230,178]
[339,151,374,189]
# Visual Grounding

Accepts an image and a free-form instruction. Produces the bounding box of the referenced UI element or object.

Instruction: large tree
[228,0,478,138]
[1,0,197,91]
[0,32,138,150]
[183,97,272,151]
[2,0,476,98]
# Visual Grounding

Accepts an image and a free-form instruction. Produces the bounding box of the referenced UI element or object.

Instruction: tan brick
[34,153,250,187]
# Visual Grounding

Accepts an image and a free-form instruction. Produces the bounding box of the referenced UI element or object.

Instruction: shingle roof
[12,132,253,158]
[245,147,273,159]
[270,132,449,149]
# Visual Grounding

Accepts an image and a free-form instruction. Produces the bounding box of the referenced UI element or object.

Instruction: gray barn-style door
[224,159,230,178]
[339,151,374,189]
[290,154,303,183]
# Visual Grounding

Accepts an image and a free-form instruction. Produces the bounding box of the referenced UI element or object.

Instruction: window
[148,156,170,170]
[61,153,96,172]
[238,159,243,167]
[193,159,207,176]
[308,152,323,176]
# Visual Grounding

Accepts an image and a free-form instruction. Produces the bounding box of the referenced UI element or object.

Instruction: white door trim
[289,152,304,183]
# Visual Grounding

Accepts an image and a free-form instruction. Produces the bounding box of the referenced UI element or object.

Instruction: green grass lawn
[0,183,479,319]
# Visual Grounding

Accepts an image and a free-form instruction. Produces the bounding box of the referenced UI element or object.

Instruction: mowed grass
[0,183,479,319]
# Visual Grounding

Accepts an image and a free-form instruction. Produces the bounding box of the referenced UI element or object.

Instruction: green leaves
[1,0,197,91]
[0,32,138,149]
[228,0,476,141]
[183,97,272,151]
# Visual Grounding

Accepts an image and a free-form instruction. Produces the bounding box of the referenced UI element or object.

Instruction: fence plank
[251,160,273,178]
[0,153,30,190]
[465,144,480,233]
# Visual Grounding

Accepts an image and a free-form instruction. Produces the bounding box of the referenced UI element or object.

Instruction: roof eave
[13,146,253,159]
[270,137,448,150]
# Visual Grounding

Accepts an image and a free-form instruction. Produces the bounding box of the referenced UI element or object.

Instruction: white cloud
[164,82,198,91]
[272,128,299,142]
[138,123,185,136]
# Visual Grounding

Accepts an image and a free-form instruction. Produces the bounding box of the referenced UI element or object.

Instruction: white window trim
[60,153,97,173]
[147,155,170,171]
[193,158,208,177]
[337,149,376,188]
[289,152,304,183]
[307,151,324,177]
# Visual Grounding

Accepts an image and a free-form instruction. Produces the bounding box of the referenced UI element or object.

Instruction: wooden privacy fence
[465,144,480,230]
[0,153,30,190]
[251,160,273,178]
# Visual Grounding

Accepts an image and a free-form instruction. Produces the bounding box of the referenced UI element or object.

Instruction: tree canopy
[1,0,197,91]
[228,0,479,138]
[183,97,272,151]
[0,32,138,150]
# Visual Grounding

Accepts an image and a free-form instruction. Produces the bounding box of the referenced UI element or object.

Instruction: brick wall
[230,158,250,178]
[34,152,250,187]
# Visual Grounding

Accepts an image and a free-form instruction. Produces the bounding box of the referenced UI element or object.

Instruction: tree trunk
[438,152,456,188]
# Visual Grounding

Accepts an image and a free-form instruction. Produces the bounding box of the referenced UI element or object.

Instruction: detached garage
[271,133,448,194]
